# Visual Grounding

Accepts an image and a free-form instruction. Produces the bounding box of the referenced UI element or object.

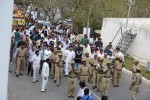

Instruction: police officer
[50,48,58,79]
[16,44,26,77]
[101,61,111,97]
[55,52,65,87]
[129,67,142,100]
[96,57,104,92]
[132,60,140,79]
[113,57,123,87]
[90,54,98,89]
[68,61,77,98]
[78,58,90,86]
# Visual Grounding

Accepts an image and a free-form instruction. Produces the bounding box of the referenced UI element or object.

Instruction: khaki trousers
[50,63,55,79]
[97,73,102,91]
[101,77,110,96]
[55,66,63,85]
[16,57,25,75]
[90,67,94,82]
[131,85,139,100]
[92,70,97,86]
[114,69,122,85]
[68,77,76,96]
[80,75,89,86]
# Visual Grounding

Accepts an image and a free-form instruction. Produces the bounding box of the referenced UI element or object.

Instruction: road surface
[8,63,150,100]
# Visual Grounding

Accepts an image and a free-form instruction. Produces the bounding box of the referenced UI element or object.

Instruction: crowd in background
[9,5,142,100]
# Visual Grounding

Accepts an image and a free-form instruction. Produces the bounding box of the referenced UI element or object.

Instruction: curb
[122,68,150,85]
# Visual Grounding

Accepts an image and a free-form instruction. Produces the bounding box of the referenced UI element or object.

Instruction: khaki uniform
[96,62,104,91]
[86,57,92,82]
[131,73,142,100]
[101,66,111,96]
[68,64,77,97]
[16,47,26,75]
[132,64,140,79]
[55,55,64,85]
[50,53,55,79]
[113,60,123,86]
[103,58,109,66]
[78,64,90,86]
[90,58,98,87]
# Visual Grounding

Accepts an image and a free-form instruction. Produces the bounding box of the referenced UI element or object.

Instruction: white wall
[101,18,150,64]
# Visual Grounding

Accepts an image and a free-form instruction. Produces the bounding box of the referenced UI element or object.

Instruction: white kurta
[43,50,52,60]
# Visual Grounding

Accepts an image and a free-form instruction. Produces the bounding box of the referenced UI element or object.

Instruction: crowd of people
[10,7,142,100]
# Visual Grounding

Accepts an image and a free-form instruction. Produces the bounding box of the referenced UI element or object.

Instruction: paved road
[8,63,150,100]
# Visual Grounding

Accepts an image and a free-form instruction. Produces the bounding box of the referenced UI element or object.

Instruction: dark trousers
[10,50,13,62]
[27,62,33,76]
[39,60,44,74]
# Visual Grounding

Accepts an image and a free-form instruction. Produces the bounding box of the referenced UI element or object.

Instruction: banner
[13,18,25,26]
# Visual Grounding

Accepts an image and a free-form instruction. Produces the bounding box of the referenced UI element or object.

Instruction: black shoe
[57,84,59,87]
[33,82,36,83]
[97,89,100,92]
[92,86,96,89]
[16,74,19,77]
[36,80,39,82]
[71,96,74,98]
[68,96,71,98]
[113,85,118,87]
[54,80,56,83]
[65,75,68,77]
[20,74,23,76]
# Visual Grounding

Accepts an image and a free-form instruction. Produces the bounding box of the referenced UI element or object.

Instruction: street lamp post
[126,0,135,30]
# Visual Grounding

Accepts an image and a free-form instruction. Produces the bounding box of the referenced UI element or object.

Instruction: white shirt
[83,45,91,55]
[98,53,104,58]
[29,49,35,62]
[44,37,49,44]
[26,29,30,36]
[43,50,52,60]
[113,51,124,61]
[42,62,49,77]
[90,53,95,59]
[66,50,75,63]
[31,54,41,68]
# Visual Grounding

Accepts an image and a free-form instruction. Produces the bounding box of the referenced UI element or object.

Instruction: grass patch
[124,56,150,80]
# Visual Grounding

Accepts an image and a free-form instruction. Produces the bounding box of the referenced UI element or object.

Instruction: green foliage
[125,56,150,80]
[15,0,150,34]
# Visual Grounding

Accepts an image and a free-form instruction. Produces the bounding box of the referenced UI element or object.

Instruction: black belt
[97,72,103,74]
[18,56,25,57]
[104,76,110,78]
[115,69,122,71]
[69,76,76,78]
[81,75,88,76]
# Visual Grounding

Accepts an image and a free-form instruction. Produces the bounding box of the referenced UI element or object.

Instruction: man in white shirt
[41,58,50,92]
[31,50,41,83]
[27,46,35,76]
[65,46,75,76]
[113,47,124,61]
[83,43,91,56]
[43,45,52,61]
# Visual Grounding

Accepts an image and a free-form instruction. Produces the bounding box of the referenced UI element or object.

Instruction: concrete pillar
[0,0,14,100]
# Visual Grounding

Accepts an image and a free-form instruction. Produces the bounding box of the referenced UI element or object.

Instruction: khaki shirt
[91,58,98,68]
[103,66,111,78]
[17,47,26,57]
[78,64,90,76]
[97,63,103,74]
[57,57,65,68]
[69,65,77,78]
[114,60,123,71]
[103,58,109,66]
[133,73,142,85]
